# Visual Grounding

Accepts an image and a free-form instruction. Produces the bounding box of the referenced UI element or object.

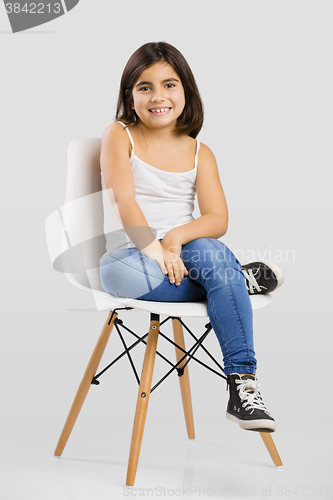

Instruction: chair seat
[66,272,272,317]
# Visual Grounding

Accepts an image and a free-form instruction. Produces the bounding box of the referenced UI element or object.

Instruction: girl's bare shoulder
[102,121,127,140]
[182,137,216,163]
[101,122,131,155]
[197,141,216,159]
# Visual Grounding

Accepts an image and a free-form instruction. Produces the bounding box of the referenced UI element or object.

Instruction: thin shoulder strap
[117,121,135,154]
[194,140,201,168]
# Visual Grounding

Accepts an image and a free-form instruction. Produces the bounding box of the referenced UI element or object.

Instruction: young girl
[99,41,279,433]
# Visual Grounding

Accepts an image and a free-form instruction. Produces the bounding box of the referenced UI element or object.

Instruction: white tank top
[100,122,200,261]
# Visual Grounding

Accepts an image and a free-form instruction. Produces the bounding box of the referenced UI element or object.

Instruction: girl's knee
[182,237,239,269]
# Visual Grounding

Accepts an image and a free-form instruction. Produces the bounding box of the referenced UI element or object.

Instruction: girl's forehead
[137,61,180,81]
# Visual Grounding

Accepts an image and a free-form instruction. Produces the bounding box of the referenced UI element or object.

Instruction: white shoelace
[236,378,271,416]
[242,268,266,294]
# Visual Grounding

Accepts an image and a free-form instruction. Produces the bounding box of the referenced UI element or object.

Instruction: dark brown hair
[116,41,204,138]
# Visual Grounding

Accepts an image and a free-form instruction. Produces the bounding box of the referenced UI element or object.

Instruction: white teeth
[150,108,170,113]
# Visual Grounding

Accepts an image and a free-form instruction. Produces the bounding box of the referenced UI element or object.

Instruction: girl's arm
[163,143,228,249]
[100,122,161,257]
[101,123,188,285]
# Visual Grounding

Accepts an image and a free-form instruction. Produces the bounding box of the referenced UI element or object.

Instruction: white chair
[45,138,282,487]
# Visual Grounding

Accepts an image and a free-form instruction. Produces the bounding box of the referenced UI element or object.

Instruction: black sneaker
[226,373,277,433]
[241,261,284,294]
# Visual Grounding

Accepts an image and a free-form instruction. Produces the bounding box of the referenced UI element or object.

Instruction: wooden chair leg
[126,317,160,487]
[260,432,283,466]
[172,317,195,440]
[54,310,118,457]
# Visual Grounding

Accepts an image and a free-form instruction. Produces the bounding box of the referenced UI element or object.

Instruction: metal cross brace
[91,308,226,393]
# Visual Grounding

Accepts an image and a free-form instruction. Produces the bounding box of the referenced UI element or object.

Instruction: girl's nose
[151,89,165,102]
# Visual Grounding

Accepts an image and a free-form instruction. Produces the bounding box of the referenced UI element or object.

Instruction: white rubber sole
[226,411,277,432]
[260,260,284,290]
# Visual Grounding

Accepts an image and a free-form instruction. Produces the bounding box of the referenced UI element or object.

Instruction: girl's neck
[132,121,181,144]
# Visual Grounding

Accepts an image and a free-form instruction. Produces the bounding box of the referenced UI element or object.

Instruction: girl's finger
[165,261,175,283]
[176,264,184,283]
[173,263,182,284]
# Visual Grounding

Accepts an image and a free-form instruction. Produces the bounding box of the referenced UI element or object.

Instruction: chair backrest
[61,137,105,290]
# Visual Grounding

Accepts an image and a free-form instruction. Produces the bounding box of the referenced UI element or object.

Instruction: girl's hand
[160,234,189,286]
[141,236,187,285]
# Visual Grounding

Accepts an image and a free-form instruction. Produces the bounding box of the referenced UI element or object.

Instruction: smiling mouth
[148,107,172,114]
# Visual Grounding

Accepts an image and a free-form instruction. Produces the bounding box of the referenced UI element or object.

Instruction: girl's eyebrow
[135,77,180,87]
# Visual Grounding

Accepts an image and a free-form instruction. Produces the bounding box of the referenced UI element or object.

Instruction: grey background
[0,1,332,499]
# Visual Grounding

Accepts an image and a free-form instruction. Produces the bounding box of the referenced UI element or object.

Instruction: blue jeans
[99,237,256,375]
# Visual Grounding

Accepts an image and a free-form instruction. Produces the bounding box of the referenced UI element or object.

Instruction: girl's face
[131,61,185,130]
